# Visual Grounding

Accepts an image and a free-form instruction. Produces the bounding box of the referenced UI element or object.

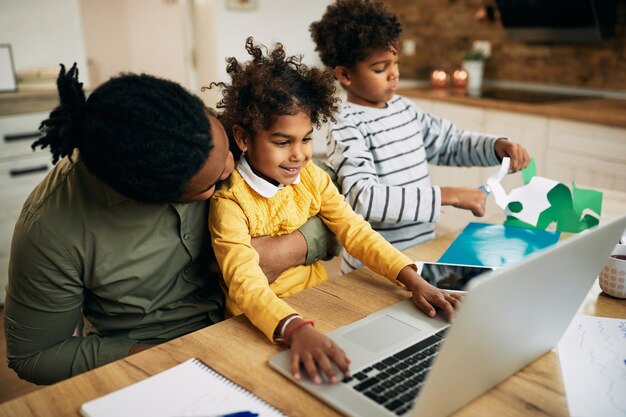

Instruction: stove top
[476,88,593,104]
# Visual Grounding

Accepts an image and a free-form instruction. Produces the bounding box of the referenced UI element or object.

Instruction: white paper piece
[486,156,510,190]
[557,316,626,417]
[488,170,558,227]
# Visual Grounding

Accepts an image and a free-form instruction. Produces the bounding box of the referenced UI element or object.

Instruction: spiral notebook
[80,358,286,417]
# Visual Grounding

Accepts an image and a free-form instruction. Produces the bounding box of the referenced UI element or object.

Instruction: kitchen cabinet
[426,102,488,189]
[545,119,626,191]
[409,97,626,192]
[407,96,626,231]
[0,111,52,304]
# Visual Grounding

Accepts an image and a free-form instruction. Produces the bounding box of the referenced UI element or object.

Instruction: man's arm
[5,219,135,384]
[251,216,340,282]
[4,295,136,384]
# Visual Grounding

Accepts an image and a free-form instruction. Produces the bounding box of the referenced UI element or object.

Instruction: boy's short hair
[310,0,402,70]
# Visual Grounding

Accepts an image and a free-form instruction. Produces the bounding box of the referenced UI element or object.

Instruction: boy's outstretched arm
[396,266,462,322]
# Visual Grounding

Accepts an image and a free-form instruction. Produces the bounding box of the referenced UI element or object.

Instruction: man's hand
[251,233,306,282]
[128,342,159,356]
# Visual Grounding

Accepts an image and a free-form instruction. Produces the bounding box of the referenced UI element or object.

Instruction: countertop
[0,89,60,117]
[3,87,626,130]
[397,87,626,129]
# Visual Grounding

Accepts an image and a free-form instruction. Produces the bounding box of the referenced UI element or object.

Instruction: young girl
[208,38,461,385]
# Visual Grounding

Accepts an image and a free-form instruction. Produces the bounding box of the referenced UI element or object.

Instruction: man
[5,64,336,384]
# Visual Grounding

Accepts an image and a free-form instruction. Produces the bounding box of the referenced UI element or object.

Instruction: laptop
[269,214,626,417]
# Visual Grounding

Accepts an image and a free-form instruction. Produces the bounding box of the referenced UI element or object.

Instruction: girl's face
[339,47,399,108]
[234,111,313,186]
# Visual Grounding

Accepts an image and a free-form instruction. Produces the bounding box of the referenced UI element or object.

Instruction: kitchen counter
[4,87,626,129]
[397,87,626,129]
[0,89,60,116]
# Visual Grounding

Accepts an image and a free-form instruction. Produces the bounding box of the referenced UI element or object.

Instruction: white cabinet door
[546,119,626,191]
[484,109,548,172]
[0,113,53,304]
[427,102,487,188]
[483,109,550,214]
[545,150,626,191]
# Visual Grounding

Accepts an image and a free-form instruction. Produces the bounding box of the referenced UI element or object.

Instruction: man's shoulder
[22,157,79,214]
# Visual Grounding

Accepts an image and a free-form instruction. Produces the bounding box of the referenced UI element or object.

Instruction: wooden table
[0,191,624,417]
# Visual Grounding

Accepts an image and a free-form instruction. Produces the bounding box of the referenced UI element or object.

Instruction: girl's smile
[234,111,314,186]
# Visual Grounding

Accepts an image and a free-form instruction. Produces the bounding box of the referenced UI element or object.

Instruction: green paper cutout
[504,183,601,233]
[572,182,603,218]
[508,201,523,213]
[501,159,602,233]
[520,158,536,185]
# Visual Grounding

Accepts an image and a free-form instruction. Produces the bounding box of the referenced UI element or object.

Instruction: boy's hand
[397,266,462,322]
[441,187,487,216]
[289,324,351,385]
[494,138,531,172]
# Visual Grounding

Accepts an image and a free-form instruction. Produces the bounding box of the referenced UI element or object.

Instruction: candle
[452,68,468,91]
[430,70,449,89]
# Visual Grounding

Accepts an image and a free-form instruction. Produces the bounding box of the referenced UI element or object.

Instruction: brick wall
[384,0,626,92]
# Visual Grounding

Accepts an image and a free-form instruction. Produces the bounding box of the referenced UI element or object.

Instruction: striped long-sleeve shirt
[326,95,502,273]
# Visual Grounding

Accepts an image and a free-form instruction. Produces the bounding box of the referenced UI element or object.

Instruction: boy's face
[236,111,313,186]
[339,47,399,108]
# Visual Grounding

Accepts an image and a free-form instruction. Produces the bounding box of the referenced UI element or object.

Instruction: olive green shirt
[5,156,336,384]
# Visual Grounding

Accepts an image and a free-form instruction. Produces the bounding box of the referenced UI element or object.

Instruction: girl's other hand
[288,324,351,384]
[397,266,462,322]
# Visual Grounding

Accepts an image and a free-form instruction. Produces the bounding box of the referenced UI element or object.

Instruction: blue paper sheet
[438,222,561,268]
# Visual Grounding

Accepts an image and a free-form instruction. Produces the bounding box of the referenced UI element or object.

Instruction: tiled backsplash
[384,0,626,92]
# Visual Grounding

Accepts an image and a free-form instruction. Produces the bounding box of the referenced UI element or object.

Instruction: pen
[176,411,259,417]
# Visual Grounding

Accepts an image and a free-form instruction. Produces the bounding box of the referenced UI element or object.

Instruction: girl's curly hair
[209,37,339,159]
[310,0,402,69]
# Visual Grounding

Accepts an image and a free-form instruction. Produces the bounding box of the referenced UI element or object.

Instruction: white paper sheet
[486,157,560,227]
[557,315,626,417]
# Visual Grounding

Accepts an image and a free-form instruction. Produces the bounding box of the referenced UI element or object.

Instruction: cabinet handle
[4,131,41,142]
[9,165,49,177]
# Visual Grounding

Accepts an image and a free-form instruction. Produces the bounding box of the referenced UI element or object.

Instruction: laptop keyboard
[341,328,447,416]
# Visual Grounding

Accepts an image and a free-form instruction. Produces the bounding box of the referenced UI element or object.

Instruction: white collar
[236,154,300,198]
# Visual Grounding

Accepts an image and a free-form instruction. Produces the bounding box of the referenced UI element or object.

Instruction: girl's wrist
[397,266,426,292]
[284,319,315,347]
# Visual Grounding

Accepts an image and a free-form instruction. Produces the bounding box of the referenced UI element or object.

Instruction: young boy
[310,0,531,273]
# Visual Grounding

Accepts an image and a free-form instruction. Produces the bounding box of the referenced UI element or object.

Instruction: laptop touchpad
[342,314,421,353]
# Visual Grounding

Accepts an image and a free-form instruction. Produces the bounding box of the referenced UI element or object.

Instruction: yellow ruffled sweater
[209,162,414,342]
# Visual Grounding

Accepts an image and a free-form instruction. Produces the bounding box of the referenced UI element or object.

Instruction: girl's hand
[397,266,462,322]
[288,323,351,385]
